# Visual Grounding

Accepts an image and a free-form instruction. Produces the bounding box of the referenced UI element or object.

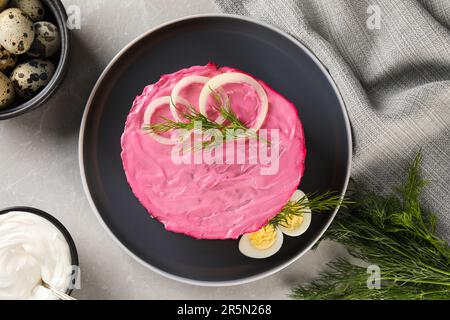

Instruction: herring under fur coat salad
[121,64,307,240]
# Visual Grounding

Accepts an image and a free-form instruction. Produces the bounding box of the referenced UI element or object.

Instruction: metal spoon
[41,280,76,300]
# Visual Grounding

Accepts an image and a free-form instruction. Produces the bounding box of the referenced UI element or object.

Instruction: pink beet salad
[121,63,306,239]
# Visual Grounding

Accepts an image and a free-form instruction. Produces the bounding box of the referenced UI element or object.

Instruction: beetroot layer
[121,64,306,239]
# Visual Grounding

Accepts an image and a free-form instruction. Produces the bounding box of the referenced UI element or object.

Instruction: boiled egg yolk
[282,214,304,231]
[249,225,277,250]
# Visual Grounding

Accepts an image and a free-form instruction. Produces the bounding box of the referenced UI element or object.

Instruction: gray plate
[79,15,352,286]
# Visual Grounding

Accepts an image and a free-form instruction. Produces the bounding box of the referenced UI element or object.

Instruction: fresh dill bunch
[269,192,352,228]
[142,89,268,149]
[292,152,450,300]
[292,258,450,300]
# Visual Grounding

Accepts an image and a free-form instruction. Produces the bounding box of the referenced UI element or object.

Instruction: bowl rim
[0,206,79,296]
[79,13,353,287]
[0,0,71,120]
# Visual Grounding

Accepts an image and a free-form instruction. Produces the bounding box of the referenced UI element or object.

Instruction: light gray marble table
[0,0,345,299]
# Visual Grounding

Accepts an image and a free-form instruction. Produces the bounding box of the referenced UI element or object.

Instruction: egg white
[238,228,284,259]
[279,190,312,237]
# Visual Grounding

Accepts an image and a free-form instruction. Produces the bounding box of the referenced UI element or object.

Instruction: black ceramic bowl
[0,206,79,297]
[0,0,71,120]
[80,15,352,286]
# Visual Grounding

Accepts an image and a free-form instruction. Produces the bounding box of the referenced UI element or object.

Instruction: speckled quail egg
[10,59,55,100]
[0,8,35,54]
[0,45,17,74]
[0,71,15,108]
[10,0,45,22]
[28,21,60,58]
[0,0,9,12]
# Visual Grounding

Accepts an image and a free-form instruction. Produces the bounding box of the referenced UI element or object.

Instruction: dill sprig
[269,191,352,227]
[142,89,268,148]
[292,152,450,300]
[269,191,352,228]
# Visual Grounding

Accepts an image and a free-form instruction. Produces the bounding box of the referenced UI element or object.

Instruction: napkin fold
[215,0,450,239]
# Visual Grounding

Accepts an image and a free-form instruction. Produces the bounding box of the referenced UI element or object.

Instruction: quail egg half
[0,8,35,54]
[239,190,312,259]
[0,45,17,74]
[0,71,15,109]
[10,0,45,22]
[278,190,312,237]
[239,225,284,259]
[10,59,55,100]
[28,21,60,58]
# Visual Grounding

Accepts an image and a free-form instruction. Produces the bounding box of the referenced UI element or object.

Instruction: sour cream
[0,211,72,300]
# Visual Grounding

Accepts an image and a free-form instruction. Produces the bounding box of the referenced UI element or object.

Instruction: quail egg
[278,190,312,237]
[239,224,284,259]
[10,59,55,99]
[10,0,45,22]
[0,45,17,74]
[28,21,60,58]
[0,71,15,108]
[0,0,9,12]
[0,8,35,54]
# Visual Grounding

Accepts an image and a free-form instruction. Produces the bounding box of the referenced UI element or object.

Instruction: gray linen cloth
[214,0,450,239]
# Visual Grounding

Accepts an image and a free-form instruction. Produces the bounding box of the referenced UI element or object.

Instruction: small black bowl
[0,0,71,120]
[0,206,79,297]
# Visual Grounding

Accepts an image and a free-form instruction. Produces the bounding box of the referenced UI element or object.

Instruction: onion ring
[170,76,210,122]
[143,96,190,145]
[198,73,269,131]
[171,75,228,124]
